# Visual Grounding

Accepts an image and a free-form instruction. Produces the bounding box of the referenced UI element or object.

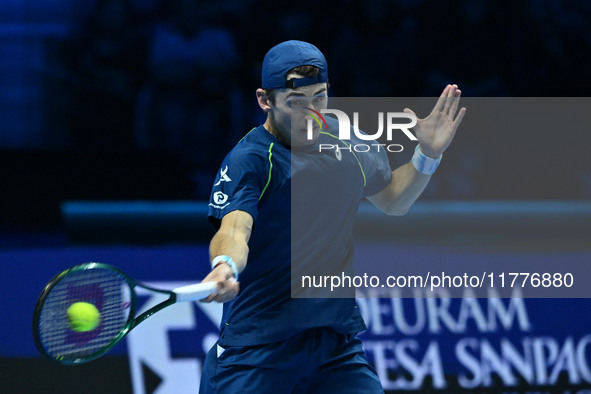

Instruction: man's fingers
[453,107,467,130]
[201,290,219,303]
[213,280,240,303]
[433,84,451,114]
[199,278,239,303]
[199,281,221,303]
[403,107,417,119]
[443,84,457,114]
[448,88,461,118]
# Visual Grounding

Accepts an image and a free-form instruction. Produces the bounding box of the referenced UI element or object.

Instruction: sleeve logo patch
[214,166,232,186]
[213,191,229,205]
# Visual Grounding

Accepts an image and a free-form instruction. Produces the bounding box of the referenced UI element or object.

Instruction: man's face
[269,82,328,147]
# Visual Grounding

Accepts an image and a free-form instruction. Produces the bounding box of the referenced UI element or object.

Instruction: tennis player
[199,40,465,393]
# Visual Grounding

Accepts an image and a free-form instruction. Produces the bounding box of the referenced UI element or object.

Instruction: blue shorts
[199,327,383,394]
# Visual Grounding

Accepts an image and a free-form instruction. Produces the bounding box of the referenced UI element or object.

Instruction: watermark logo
[304,107,328,139]
[305,108,418,153]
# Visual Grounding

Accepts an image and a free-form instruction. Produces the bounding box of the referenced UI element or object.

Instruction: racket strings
[38,268,132,361]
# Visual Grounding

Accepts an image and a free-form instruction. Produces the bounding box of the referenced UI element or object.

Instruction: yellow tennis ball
[67,302,101,332]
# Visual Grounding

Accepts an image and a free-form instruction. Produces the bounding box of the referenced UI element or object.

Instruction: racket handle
[173,282,218,302]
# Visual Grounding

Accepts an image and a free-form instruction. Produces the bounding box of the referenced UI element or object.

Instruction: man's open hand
[404,84,466,158]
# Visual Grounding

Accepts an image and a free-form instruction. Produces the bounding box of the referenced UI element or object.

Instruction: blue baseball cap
[261,40,328,89]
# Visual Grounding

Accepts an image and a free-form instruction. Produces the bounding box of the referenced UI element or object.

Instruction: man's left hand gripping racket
[32,262,217,365]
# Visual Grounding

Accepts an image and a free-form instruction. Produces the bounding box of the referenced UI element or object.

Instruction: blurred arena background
[1,0,591,393]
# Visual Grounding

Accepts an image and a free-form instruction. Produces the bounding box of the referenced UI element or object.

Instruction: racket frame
[32,262,179,365]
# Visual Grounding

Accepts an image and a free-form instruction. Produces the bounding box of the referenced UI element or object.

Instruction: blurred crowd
[44,0,591,198]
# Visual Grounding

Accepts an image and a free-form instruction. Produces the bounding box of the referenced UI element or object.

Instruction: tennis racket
[32,262,217,365]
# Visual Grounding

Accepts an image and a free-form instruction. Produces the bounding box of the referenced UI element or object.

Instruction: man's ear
[256,88,272,113]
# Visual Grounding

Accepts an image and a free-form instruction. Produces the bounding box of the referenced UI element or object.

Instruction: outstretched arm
[367,84,466,215]
[201,210,253,303]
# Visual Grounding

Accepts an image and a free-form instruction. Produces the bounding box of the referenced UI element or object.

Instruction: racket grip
[173,282,218,302]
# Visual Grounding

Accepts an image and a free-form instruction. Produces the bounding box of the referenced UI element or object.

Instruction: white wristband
[412,145,442,175]
[211,255,239,280]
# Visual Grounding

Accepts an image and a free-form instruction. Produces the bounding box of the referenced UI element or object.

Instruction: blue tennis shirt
[208,117,392,346]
